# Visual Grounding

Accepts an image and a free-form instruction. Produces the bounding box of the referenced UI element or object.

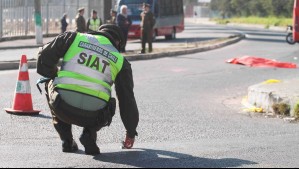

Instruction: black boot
[62,139,78,153]
[79,129,100,155]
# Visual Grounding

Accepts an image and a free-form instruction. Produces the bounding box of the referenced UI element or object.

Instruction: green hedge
[214,17,292,28]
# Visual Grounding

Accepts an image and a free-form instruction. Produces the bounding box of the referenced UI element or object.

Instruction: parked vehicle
[116,0,185,40]
[286,25,296,45]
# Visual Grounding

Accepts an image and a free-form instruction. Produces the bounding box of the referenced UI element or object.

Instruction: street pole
[63,0,66,13]
[25,0,29,36]
[0,0,3,39]
[34,0,43,45]
[104,0,112,22]
[77,0,79,11]
[46,1,49,36]
[88,0,91,17]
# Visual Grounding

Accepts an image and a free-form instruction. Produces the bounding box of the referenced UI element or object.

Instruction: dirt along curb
[0,34,245,71]
[243,79,299,123]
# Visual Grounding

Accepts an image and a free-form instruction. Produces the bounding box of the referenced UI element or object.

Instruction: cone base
[4,108,40,116]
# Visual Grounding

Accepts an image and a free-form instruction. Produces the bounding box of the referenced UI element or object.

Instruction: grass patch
[272,103,291,116]
[213,16,292,28]
[294,101,299,118]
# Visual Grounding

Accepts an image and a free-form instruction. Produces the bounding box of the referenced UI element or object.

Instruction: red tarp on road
[227,56,297,69]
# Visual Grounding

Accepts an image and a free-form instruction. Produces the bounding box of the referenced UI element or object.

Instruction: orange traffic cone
[4,55,40,115]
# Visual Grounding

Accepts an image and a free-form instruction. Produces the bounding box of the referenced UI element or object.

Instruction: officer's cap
[143,3,151,8]
[78,7,85,12]
[92,10,97,14]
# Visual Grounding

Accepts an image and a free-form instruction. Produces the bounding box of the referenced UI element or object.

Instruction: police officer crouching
[37,24,139,155]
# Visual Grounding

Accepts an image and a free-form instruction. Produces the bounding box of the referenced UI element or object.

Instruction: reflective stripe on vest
[61,61,112,85]
[89,19,100,31]
[56,84,110,102]
[54,33,124,102]
[54,77,111,95]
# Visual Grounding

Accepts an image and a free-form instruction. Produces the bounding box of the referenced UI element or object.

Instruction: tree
[272,0,293,17]
[210,0,232,18]
[231,0,250,16]
[210,0,294,18]
[184,0,198,5]
[248,0,273,17]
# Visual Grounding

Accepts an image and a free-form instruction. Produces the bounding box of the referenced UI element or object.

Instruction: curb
[0,34,245,71]
[0,45,43,50]
[0,61,37,70]
[0,34,58,42]
[126,34,245,61]
[244,79,299,119]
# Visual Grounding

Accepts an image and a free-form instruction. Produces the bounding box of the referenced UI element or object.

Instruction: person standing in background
[75,7,86,33]
[87,10,103,32]
[140,3,155,54]
[60,13,68,33]
[107,10,117,25]
[117,5,132,53]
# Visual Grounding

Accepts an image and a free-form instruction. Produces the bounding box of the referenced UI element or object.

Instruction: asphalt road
[0,23,299,168]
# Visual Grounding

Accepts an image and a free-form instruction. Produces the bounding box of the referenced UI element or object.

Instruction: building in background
[184,0,211,18]
[0,0,215,39]
[0,0,112,39]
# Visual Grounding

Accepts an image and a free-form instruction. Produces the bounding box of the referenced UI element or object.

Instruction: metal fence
[0,0,93,39]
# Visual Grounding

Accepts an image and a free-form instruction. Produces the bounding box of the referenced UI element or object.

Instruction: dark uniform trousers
[45,80,116,141]
[141,29,153,53]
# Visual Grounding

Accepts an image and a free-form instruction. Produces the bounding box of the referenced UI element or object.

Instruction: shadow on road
[33,114,52,119]
[94,148,257,168]
[130,37,219,44]
[245,38,286,44]
[246,32,285,37]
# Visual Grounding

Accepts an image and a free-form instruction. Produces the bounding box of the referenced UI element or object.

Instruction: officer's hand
[122,134,135,149]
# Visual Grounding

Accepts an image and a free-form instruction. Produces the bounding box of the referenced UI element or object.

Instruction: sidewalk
[0,37,55,50]
[0,36,139,50]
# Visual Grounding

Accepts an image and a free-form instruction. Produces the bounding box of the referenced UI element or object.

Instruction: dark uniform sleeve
[86,19,91,32]
[150,12,156,29]
[128,16,132,27]
[100,18,103,26]
[117,14,124,29]
[115,59,139,138]
[82,17,87,32]
[36,31,77,78]
[76,16,86,33]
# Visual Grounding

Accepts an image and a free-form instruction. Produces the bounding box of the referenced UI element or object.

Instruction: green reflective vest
[54,33,124,102]
[89,18,101,31]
